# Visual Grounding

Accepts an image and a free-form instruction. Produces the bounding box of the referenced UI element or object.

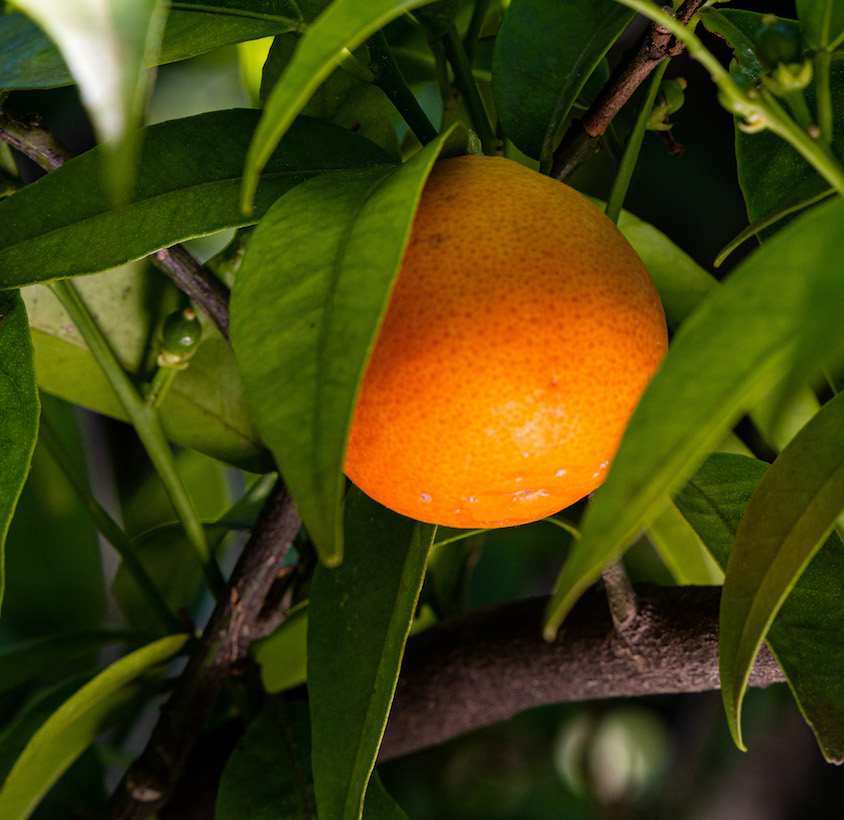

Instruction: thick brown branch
[380,585,785,761]
[103,481,301,820]
[551,0,708,181]
[0,106,231,340]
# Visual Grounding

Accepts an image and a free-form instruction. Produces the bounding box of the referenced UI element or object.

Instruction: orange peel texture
[345,156,668,529]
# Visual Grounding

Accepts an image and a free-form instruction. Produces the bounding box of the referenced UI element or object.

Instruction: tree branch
[551,0,708,181]
[380,585,785,761]
[103,480,301,820]
[0,106,231,341]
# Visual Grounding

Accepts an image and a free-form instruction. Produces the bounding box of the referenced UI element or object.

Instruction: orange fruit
[344,155,667,529]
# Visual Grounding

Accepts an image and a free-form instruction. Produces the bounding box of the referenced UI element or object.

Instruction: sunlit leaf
[308,488,434,819]
[543,194,844,639]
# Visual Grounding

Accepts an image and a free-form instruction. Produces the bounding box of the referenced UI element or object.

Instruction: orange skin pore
[345,155,668,529]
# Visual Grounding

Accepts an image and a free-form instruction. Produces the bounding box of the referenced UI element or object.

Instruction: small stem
[606,60,670,224]
[368,31,438,146]
[463,0,491,62]
[543,515,582,540]
[814,48,834,144]
[602,558,638,631]
[48,279,226,600]
[443,25,499,155]
[39,411,183,636]
[0,106,71,170]
[145,365,179,408]
[782,87,815,135]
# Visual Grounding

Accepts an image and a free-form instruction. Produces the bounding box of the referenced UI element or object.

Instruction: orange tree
[1,0,844,817]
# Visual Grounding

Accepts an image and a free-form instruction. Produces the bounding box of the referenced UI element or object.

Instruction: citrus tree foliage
[2,0,844,817]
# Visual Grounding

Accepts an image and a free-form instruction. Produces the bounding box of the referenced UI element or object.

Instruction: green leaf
[23,266,269,472]
[241,0,438,210]
[216,699,316,820]
[0,10,299,91]
[796,0,844,50]
[0,109,392,289]
[543,194,844,639]
[718,391,844,750]
[215,697,407,819]
[675,453,844,763]
[491,0,634,163]
[231,127,461,564]
[171,0,303,24]
[13,0,169,201]
[0,634,188,820]
[253,602,309,693]
[646,502,723,586]
[0,631,129,699]
[0,291,39,615]
[308,488,434,820]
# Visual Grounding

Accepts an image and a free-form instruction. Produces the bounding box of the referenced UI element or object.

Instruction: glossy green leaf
[675,453,844,763]
[492,0,634,163]
[0,631,129,698]
[0,291,39,615]
[171,0,303,24]
[215,697,407,819]
[13,0,169,200]
[0,634,188,820]
[0,10,299,91]
[719,391,844,750]
[308,488,434,820]
[241,0,437,210]
[23,267,268,472]
[646,502,723,586]
[231,127,461,564]
[796,0,844,50]
[543,194,844,639]
[0,109,392,289]
[253,602,309,693]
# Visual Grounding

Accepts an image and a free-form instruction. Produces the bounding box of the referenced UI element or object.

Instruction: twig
[103,480,301,820]
[380,585,785,761]
[551,0,708,181]
[0,105,231,339]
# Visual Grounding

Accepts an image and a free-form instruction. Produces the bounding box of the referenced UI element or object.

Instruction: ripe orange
[344,155,667,529]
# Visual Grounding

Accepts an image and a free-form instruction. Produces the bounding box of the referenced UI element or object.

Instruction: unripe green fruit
[159,307,202,366]
[756,17,803,69]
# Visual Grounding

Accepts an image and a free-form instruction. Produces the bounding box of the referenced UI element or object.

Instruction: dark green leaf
[171,0,303,24]
[253,602,309,693]
[0,635,188,819]
[0,109,392,289]
[216,699,316,820]
[242,0,437,209]
[718,391,844,750]
[543,194,844,639]
[231,127,461,564]
[0,631,129,698]
[308,488,434,820]
[24,266,269,472]
[645,503,722,586]
[0,10,298,91]
[700,8,765,79]
[0,291,39,615]
[492,0,634,163]
[796,0,844,50]
[676,453,844,763]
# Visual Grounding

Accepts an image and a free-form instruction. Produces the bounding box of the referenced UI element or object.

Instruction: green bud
[159,307,202,367]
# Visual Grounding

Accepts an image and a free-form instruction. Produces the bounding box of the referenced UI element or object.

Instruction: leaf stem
[368,31,438,146]
[38,411,184,635]
[48,279,226,601]
[814,47,834,144]
[605,60,670,224]
[443,25,499,155]
[463,0,491,61]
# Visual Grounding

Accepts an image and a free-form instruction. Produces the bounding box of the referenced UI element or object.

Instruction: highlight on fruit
[344,155,668,529]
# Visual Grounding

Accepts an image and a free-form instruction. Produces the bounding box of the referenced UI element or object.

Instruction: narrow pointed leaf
[676,453,844,763]
[241,0,437,210]
[0,634,188,820]
[720,391,844,749]
[171,0,303,24]
[308,488,434,820]
[14,0,169,200]
[492,0,634,163]
[543,194,844,639]
[0,291,40,614]
[231,127,461,564]
[646,502,723,586]
[0,109,392,289]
